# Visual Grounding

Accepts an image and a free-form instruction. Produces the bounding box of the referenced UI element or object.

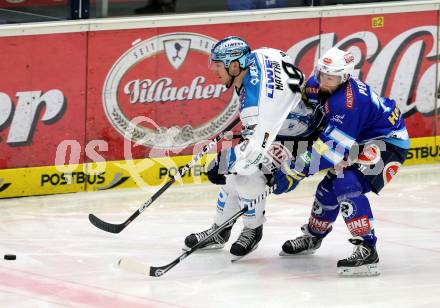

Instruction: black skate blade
[279,249,317,257]
[182,243,225,252]
[230,244,258,262]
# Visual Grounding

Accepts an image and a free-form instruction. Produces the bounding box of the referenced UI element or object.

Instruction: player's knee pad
[234,172,266,200]
[315,175,338,206]
[214,184,241,226]
[231,172,267,228]
[306,175,340,237]
[216,187,228,213]
[333,170,368,202]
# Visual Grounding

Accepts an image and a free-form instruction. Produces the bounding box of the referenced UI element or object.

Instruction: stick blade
[88,214,124,234]
[118,257,150,276]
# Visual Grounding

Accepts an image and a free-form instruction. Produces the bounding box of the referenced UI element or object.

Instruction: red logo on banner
[103,33,239,149]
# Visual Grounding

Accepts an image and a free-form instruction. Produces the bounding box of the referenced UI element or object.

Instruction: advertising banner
[0,154,213,198]
[87,10,439,165]
[317,11,439,139]
[1,6,439,198]
[0,32,88,169]
[85,19,320,163]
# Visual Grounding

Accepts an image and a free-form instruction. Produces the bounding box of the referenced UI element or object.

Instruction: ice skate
[230,225,263,262]
[184,223,232,251]
[337,236,380,276]
[279,224,323,256]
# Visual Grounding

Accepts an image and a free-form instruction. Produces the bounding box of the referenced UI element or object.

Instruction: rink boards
[0,153,214,198]
[0,136,439,198]
[1,1,440,198]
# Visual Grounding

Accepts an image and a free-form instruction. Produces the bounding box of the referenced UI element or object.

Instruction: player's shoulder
[328,77,369,113]
[251,47,286,62]
[305,75,320,93]
[348,77,371,98]
[303,75,320,104]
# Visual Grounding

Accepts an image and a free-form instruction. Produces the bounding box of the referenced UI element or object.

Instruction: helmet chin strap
[225,65,242,89]
[225,75,235,89]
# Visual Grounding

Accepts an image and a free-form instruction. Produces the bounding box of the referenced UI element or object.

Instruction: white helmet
[316,47,355,83]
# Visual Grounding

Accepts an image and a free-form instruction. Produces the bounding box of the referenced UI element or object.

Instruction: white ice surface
[1,164,440,308]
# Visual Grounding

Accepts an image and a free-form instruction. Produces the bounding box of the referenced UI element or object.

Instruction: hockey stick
[118,185,276,277]
[88,117,241,234]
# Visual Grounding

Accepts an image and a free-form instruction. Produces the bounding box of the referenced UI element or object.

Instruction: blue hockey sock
[340,195,377,247]
[307,174,339,238]
[334,170,377,247]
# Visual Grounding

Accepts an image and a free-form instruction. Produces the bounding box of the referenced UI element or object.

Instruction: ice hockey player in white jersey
[184,36,319,261]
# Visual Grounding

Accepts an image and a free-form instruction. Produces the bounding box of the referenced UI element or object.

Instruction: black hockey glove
[207,150,231,185]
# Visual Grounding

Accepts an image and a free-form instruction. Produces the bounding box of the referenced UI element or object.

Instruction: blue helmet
[210,36,251,69]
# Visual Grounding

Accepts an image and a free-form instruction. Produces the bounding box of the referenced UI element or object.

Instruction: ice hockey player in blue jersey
[273,47,409,276]
[183,36,318,261]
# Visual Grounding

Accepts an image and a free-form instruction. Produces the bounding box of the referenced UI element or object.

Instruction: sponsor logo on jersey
[263,142,291,171]
[103,33,239,149]
[346,215,371,236]
[306,86,319,94]
[264,55,275,98]
[247,153,263,166]
[345,82,354,109]
[330,114,345,124]
[383,161,401,184]
[340,201,356,219]
[324,100,330,114]
[358,144,381,165]
[311,200,324,217]
[249,57,260,86]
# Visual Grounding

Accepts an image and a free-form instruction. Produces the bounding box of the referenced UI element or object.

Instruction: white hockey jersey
[230,47,315,175]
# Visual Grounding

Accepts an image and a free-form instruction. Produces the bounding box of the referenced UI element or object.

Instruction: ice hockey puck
[4,254,16,260]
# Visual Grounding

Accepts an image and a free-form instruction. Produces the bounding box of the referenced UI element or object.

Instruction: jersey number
[282,61,304,94]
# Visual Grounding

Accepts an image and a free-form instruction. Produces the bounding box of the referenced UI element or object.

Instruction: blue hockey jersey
[301,75,409,174]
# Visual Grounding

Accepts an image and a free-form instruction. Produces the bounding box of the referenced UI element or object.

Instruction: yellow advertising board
[1,136,439,198]
[0,154,215,198]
